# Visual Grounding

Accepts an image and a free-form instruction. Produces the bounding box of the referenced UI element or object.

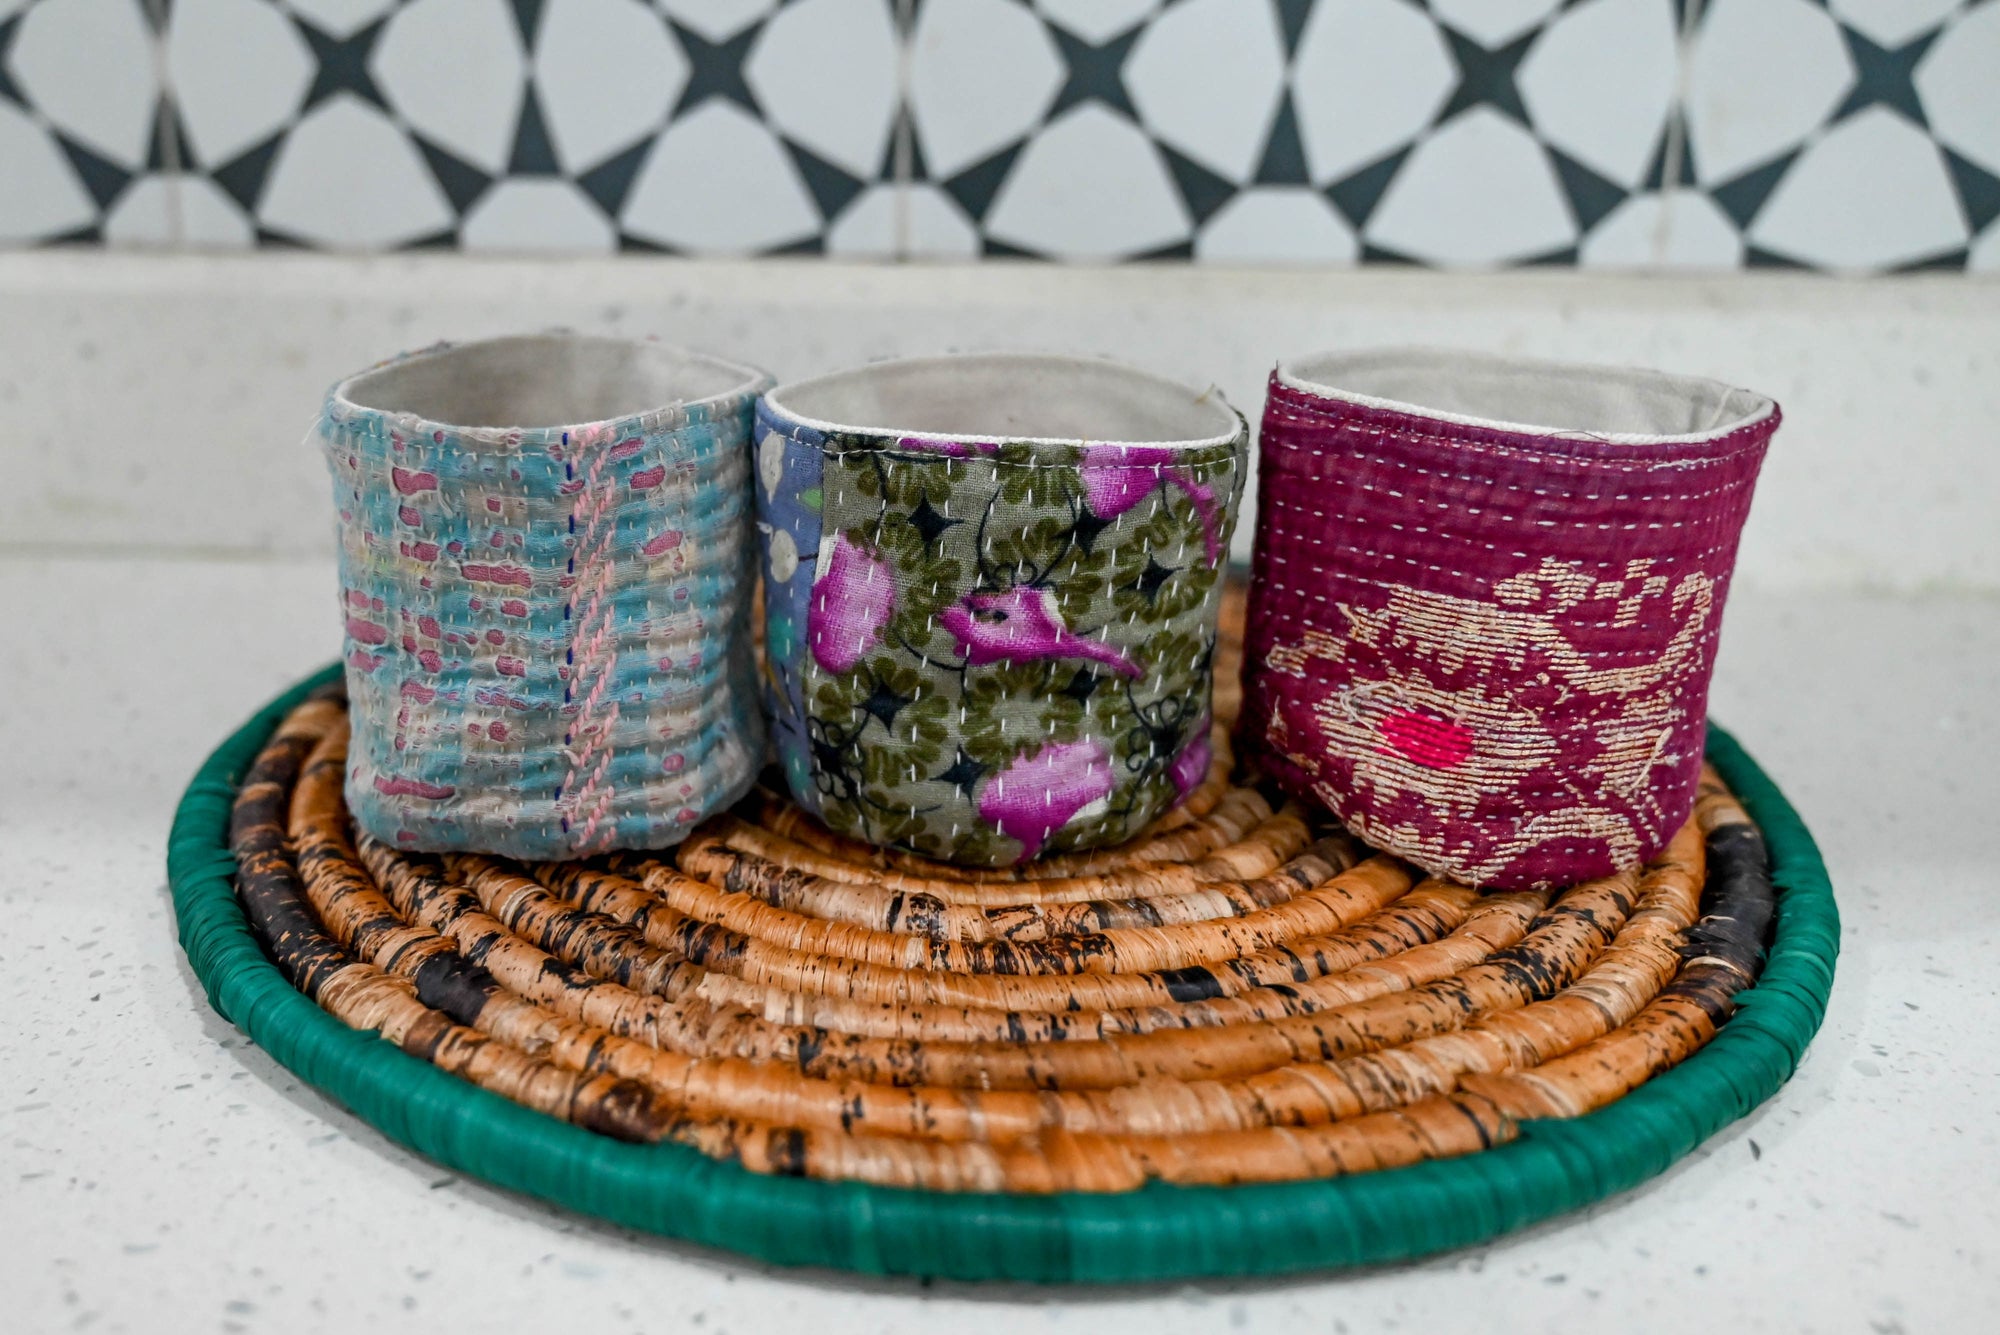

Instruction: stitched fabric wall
[2,0,1995,271]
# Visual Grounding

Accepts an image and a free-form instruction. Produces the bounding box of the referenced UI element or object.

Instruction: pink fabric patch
[1079,443,1176,519]
[977,738,1116,863]
[938,586,1139,679]
[373,774,456,800]
[344,616,388,645]
[1378,710,1473,769]
[460,563,532,588]
[808,535,895,674]
[1080,444,1223,563]
[1168,715,1213,802]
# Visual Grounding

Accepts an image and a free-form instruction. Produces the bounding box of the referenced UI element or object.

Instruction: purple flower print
[1079,444,1176,519]
[808,535,896,674]
[978,737,1116,862]
[1080,444,1223,565]
[939,586,1140,678]
[1168,713,1213,803]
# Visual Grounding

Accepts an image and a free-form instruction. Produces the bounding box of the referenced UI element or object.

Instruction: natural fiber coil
[173,677,1835,1279]
[222,592,1780,1195]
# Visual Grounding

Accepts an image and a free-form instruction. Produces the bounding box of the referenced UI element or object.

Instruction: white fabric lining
[764,352,1242,448]
[335,333,767,433]
[1278,348,1775,444]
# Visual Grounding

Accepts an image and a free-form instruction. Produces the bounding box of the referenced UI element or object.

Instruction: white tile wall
[1,0,1994,268]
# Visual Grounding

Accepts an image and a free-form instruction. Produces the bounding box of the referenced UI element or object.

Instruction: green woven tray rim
[167,663,1840,1283]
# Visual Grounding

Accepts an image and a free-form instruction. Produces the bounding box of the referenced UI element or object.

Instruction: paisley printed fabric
[755,403,1248,867]
[322,336,771,859]
[1242,352,1779,890]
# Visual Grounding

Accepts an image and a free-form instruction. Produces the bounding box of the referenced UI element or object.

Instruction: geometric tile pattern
[1,0,1994,270]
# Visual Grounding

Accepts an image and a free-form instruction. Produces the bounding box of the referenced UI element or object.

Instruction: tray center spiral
[226,602,1775,1195]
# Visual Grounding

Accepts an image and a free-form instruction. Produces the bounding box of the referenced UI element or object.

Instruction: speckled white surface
[1,555,1995,1333]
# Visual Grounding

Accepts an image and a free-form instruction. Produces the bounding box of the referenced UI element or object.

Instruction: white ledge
[2,252,1996,591]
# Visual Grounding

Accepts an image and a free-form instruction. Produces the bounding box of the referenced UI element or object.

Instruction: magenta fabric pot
[1240,349,1780,890]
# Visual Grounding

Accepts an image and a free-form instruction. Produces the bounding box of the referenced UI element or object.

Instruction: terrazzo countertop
[2,553,1995,1334]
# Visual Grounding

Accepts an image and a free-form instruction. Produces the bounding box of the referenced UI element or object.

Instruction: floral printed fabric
[753,400,828,818]
[754,405,1247,866]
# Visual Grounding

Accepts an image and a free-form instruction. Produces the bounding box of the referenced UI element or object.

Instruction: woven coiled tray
[168,599,1837,1281]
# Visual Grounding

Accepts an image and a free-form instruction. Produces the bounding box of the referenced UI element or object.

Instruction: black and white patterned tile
[0,0,178,244]
[1680,0,1999,271]
[902,0,1688,264]
[146,0,902,251]
[0,0,1995,268]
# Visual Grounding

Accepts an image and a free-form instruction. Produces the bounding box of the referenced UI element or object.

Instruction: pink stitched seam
[1263,378,1779,463]
[1259,416,1751,481]
[556,425,627,853]
[1261,397,1774,477]
[568,700,623,850]
[1255,446,1761,508]
[1255,495,1745,586]
[1262,489,1744,536]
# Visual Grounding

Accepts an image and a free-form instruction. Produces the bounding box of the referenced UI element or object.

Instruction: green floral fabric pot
[754,353,1249,867]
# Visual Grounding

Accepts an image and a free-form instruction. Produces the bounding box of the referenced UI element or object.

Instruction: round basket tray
[169,651,1837,1282]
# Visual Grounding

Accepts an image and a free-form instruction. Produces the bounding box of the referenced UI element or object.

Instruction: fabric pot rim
[1275,347,1778,446]
[763,351,1244,451]
[327,332,771,447]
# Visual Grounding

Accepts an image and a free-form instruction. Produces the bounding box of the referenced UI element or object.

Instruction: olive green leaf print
[789,427,1247,867]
